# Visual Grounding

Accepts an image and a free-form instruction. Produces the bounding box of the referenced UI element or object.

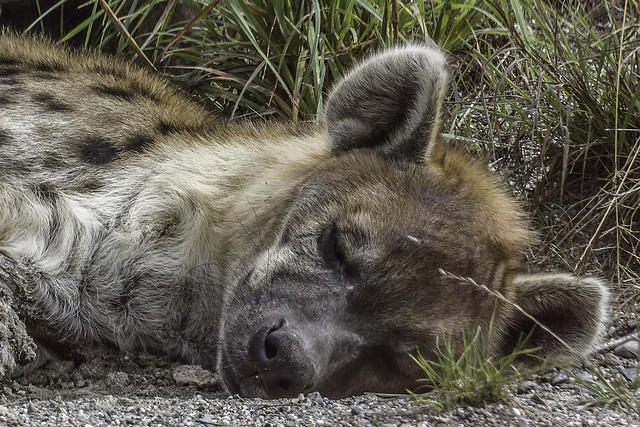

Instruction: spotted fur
[0,31,609,398]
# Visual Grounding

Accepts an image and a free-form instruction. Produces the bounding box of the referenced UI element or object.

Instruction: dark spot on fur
[79,279,98,299]
[79,179,104,192]
[32,93,73,112]
[0,57,19,66]
[125,135,154,153]
[115,274,142,312]
[34,72,62,81]
[0,128,10,145]
[80,137,119,165]
[158,120,199,136]
[35,61,66,73]
[0,66,20,77]
[0,86,23,105]
[0,96,14,106]
[34,183,58,200]
[91,84,134,101]
[130,81,160,102]
[90,64,127,79]
[42,154,67,169]
[156,213,181,238]
[0,77,20,87]
[158,120,178,135]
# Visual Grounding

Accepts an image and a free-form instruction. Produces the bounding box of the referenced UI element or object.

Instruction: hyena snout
[248,319,316,398]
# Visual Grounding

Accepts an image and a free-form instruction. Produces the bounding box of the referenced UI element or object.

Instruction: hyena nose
[248,320,315,398]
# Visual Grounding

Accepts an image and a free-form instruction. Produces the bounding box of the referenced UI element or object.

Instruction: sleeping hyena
[0,31,609,399]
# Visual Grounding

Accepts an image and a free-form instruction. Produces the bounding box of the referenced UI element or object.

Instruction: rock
[351,406,364,416]
[602,352,623,366]
[518,417,531,427]
[172,365,218,387]
[106,371,130,388]
[308,391,324,405]
[27,401,37,414]
[614,340,639,359]
[617,365,638,382]
[517,381,539,394]
[551,373,569,385]
[573,369,596,383]
[197,414,214,425]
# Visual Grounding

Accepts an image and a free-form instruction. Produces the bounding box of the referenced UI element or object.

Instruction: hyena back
[0,31,609,398]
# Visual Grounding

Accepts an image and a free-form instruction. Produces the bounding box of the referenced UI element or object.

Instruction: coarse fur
[0,31,609,398]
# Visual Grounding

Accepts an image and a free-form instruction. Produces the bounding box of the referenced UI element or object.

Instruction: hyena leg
[0,254,37,379]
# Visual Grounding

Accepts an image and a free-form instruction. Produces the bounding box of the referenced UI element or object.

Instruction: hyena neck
[12,125,328,365]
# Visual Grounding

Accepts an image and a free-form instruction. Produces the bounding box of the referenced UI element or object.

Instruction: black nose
[248,320,315,398]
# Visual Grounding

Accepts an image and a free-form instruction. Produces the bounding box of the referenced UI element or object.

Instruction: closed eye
[318,225,363,278]
[318,225,345,271]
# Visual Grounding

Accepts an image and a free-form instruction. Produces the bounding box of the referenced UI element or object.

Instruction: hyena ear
[504,273,610,361]
[324,45,449,163]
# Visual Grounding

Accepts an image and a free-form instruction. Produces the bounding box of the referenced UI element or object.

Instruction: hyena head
[216,46,609,398]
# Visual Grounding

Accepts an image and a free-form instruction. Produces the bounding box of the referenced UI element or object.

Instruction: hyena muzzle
[0,31,609,399]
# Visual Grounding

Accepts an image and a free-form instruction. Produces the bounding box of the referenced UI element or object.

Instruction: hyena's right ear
[503,273,610,361]
[324,45,449,163]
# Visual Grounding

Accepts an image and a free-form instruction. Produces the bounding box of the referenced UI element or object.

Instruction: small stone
[551,373,569,385]
[351,406,364,416]
[172,365,218,388]
[518,417,531,427]
[602,352,623,366]
[618,365,638,382]
[198,414,214,424]
[614,340,639,359]
[517,380,539,394]
[573,369,596,383]
[105,371,130,388]
[308,391,324,405]
[539,368,559,382]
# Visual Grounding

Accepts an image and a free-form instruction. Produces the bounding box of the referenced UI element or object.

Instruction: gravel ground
[0,345,638,427]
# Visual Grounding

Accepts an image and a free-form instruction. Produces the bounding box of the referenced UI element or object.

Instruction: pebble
[172,365,218,387]
[0,353,638,426]
[518,417,531,427]
[106,371,130,388]
[198,414,214,424]
[551,373,569,385]
[573,369,596,383]
[603,352,624,366]
[614,340,639,359]
[351,406,364,416]
[617,365,638,382]
[308,391,324,405]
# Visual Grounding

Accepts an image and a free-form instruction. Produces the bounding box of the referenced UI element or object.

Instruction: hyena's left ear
[503,273,610,361]
[324,45,449,163]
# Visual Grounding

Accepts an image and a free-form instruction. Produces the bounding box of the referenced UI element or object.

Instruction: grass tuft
[409,327,544,409]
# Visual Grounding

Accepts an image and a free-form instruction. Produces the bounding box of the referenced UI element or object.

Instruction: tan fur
[0,32,609,398]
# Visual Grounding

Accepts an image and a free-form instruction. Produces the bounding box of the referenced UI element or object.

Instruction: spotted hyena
[0,31,609,399]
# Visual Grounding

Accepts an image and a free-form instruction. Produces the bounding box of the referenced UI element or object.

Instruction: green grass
[409,327,544,409]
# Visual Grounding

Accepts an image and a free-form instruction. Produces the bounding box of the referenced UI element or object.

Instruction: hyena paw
[0,290,37,380]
